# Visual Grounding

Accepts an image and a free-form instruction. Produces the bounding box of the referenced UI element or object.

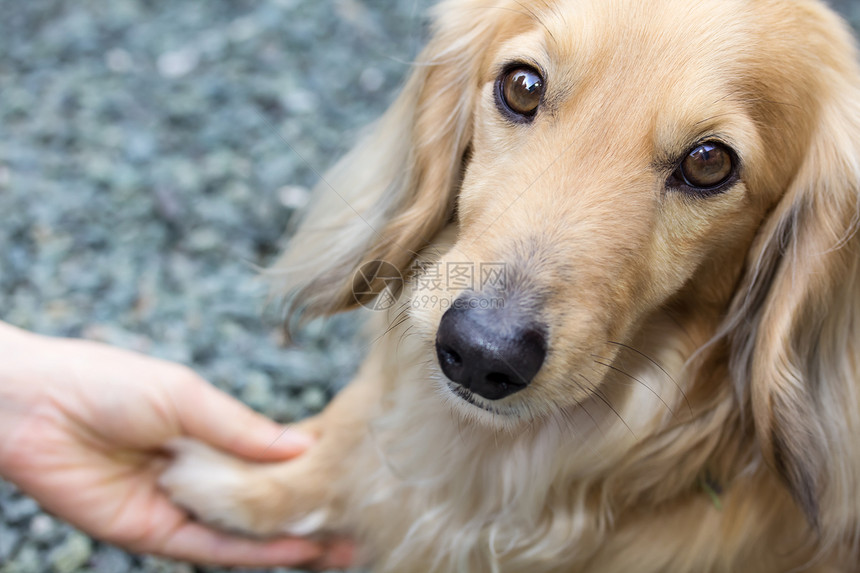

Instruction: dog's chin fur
[159,0,860,571]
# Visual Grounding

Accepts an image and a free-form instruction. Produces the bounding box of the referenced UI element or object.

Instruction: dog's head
[277,0,860,532]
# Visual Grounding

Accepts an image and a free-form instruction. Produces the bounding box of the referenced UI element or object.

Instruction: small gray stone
[227,15,259,43]
[47,531,92,573]
[89,545,132,573]
[359,67,386,93]
[157,48,200,78]
[280,89,317,114]
[0,478,19,498]
[185,227,222,253]
[2,542,41,573]
[138,555,195,573]
[264,394,305,423]
[300,385,329,413]
[0,522,21,562]
[0,497,39,524]
[277,185,310,210]
[240,370,273,410]
[104,48,134,73]
[27,514,58,544]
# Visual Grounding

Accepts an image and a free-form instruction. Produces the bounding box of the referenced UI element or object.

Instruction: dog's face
[404,0,833,422]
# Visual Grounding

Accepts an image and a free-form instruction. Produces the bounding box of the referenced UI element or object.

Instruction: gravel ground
[1,1,859,572]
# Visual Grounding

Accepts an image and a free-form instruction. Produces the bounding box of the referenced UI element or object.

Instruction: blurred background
[1,1,859,572]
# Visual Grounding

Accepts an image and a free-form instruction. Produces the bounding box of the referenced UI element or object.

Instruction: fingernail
[267,538,324,564]
[271,426,316,449]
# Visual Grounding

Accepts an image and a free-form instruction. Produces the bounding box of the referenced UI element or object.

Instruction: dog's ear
[725,44,860,536]
[270,1,512,324]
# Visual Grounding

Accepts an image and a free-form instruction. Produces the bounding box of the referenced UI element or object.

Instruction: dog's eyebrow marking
[711,90,802,112]
[694,113,736,127]
[512,0,558,45]
[471,2,559,47]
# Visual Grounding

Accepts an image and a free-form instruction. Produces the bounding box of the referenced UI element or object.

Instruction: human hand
[0,322,352,569]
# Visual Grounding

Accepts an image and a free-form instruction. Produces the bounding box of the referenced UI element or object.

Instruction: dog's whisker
[550,406,567,440]
[605,341,693,418]
[388,312,411,333]
[564,376,606,438]
[371,318,409,354]
[573,396,605,438]
[396,325,418,353]
[382,308,411,335]
[592,356,678,419]
[352,304,413,356]
[578,374,637,440]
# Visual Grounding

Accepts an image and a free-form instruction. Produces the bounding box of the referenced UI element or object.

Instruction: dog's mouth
[446,381,487,409]
[442,380,522,417]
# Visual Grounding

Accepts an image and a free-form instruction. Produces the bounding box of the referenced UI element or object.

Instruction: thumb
[170,374,315,461]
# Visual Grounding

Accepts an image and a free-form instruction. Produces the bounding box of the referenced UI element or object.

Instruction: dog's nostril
[439,346,462,367]
[485,372,514,388]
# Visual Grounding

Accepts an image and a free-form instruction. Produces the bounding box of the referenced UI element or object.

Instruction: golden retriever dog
[159,0,860,571]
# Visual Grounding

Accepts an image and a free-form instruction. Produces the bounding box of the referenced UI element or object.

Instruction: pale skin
[0,321,352,569]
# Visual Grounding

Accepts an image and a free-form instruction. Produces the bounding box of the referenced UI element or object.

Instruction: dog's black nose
[435,298,547,401]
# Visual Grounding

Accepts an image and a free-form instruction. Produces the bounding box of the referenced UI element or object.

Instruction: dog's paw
[159,437,263,534]
[159,437,331,537]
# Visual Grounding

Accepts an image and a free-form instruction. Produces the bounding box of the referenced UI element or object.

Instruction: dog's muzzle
[434,294,547,401]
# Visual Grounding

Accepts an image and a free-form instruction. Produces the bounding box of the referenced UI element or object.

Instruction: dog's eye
[497,66,544,120]
[675,142,734,191]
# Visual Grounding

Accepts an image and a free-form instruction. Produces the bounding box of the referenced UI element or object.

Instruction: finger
[154,521,325,567]
[171,376,315,461]
[312,538,358,570]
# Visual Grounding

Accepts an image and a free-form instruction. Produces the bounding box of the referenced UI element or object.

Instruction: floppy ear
[725,59,860,536]
[270,0,512,323]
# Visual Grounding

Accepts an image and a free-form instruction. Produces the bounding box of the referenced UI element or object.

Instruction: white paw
[159,437,331,537]
[159,438,261,534]
[281,508,329,536]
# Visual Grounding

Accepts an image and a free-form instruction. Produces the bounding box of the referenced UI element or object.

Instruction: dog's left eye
[497,66,544,121]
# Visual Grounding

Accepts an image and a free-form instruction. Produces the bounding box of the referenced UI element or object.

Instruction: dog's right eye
[497,66,544,121]
[668,141,737,194]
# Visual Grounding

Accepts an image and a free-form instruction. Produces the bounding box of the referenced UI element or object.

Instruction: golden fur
[160,0,860,571]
